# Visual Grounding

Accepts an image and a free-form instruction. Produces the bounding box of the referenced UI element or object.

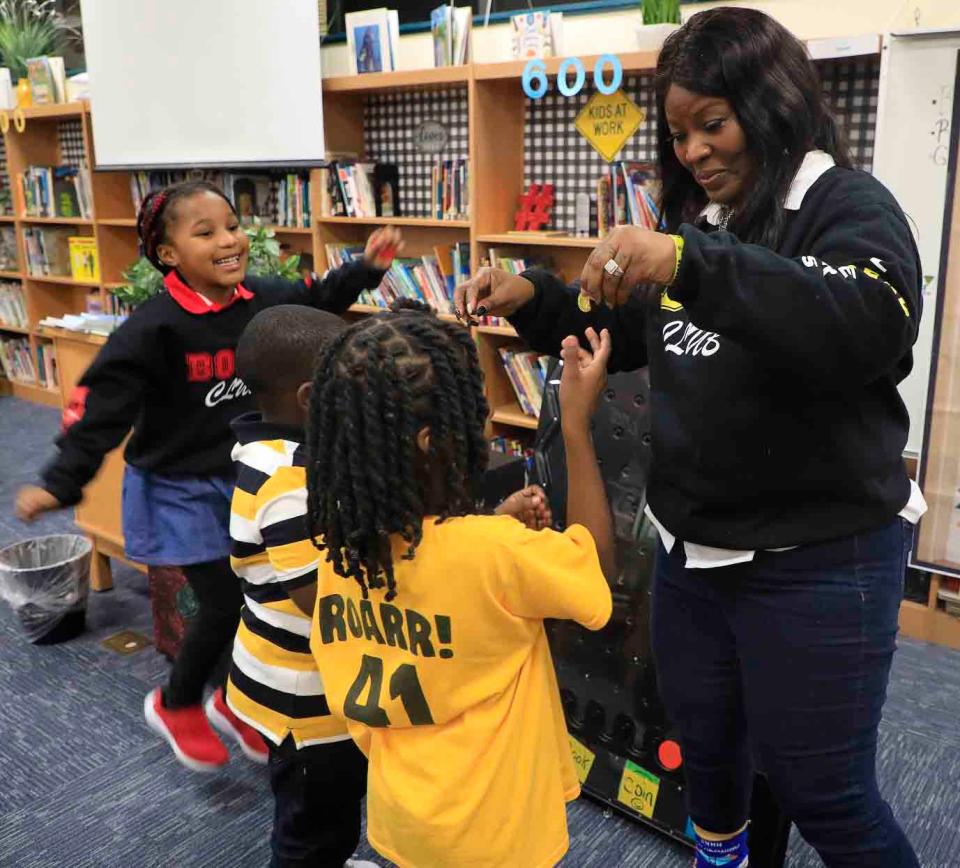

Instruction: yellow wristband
[669,234,685,286]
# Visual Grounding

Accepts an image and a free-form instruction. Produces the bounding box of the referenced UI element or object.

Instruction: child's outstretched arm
[558,328,617,579]
[258,227,403,313]
[15,319,156,521]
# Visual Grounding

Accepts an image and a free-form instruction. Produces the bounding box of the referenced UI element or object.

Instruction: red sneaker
[143,688,229,772]
[205,687,269,765]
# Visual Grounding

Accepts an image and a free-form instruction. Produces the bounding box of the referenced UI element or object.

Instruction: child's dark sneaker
[143,687,229,771]
[205,687,269,764]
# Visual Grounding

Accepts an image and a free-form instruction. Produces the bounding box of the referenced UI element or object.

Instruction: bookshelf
[11,53,948,647]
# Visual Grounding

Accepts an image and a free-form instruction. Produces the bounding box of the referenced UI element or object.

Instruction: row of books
[103,291,133,319]
[0,336,57,388]
[490,435,536,474]
[24,228,100,282]
[0,227,17,272]
[321,162,399,219]
[499,348,549,418]
[0,282,27,329]
[431,4,472,67]
[130,170,311,227]
[222,173,312,228]
[598,162,661,236]
[432,159,468,221]
[326,241,469,314]
[20,165,93,220]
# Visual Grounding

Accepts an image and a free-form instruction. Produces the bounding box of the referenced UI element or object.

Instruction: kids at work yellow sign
[568,735,595,784]
[575,89,645,163]
[617,760,661,818]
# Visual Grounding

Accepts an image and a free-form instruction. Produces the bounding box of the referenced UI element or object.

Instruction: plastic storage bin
[0,534,92,643]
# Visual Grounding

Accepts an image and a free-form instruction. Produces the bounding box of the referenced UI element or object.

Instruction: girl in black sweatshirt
[15,180,400,773]
[457,10,922,868]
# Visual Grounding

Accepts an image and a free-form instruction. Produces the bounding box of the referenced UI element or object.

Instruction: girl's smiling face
[664,84,756,208]
[156,191,249,296]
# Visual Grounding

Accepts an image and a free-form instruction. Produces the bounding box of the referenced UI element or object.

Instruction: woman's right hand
[453,267,536,323]
[15,486,62,522]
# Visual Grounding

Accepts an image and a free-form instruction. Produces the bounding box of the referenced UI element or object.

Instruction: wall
[319,1,960,76]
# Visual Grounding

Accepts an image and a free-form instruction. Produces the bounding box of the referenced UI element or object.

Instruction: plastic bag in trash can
[0,535,92,643]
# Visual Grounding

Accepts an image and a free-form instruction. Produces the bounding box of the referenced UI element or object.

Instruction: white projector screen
[79,0,325,169]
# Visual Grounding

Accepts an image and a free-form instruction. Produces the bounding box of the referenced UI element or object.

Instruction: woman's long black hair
[305,301,489,600]
[654,8,852,249]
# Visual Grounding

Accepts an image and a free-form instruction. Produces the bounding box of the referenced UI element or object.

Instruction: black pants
[652,518,919,867]
[164,558,243,709]
[268,735,368,868]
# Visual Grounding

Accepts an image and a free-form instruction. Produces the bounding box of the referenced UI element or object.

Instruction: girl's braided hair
[136,180,237,274]
[305,300,489,601]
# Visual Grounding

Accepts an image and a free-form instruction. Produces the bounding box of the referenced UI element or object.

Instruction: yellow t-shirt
[309,514,612,868]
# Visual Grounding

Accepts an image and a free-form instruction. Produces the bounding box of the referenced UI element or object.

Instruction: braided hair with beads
[305,300,489,601]
[136,180,237,273]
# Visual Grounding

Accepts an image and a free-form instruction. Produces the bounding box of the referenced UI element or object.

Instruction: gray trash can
[0,535,92,644]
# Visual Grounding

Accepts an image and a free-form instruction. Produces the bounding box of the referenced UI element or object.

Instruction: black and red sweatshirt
[41,262,384,507]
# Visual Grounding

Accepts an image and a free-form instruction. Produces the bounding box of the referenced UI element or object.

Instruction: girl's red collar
[163,269,254,314]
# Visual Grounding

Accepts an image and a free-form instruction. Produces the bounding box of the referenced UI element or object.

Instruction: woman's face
[664,84,756,207]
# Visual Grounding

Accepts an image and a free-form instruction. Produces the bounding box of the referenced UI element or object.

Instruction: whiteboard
[873,30,960,454]
[79,0,325,169]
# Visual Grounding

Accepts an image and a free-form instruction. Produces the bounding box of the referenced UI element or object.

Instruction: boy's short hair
[237,305,346,398]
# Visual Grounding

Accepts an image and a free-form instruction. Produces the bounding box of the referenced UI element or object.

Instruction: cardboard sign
[617,760,661,818]
[575,89,645,163]
[569,734,596,784]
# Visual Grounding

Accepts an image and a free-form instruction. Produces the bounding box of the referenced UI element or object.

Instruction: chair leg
[89,544,113,592]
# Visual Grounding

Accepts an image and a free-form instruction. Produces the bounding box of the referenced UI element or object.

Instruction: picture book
[26,57,56,105]
[431,5,453,68]
[346,9,392,75]
[69,236,100,283]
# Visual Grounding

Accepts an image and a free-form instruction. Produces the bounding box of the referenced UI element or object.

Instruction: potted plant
[111,221,303,314]
[0,0,78,103]
[636,0,681,51]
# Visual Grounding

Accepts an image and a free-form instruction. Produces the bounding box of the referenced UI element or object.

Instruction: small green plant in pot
[0,0,78,81]
[637,0,681,49]
[112,221,303,313]
[642,0,681,26]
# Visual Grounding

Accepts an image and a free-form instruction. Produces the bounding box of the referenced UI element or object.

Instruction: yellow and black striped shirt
[225,413,348,747]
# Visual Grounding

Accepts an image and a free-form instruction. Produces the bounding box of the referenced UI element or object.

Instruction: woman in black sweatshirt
[457,10,922,868]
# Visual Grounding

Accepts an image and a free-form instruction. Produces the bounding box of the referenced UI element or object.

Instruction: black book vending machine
[531,359,790,866]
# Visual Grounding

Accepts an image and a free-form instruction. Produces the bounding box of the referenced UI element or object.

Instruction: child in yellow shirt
[304,301,616,868]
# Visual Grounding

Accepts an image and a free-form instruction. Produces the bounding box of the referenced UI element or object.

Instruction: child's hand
[364,226,404,269]
[494,484,552,530]
[15,486,63,522]
[559,327,611,431]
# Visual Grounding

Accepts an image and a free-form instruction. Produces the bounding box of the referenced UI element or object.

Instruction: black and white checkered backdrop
[525,56,881,234]
[58,119,86,168]
[364,86,469,218]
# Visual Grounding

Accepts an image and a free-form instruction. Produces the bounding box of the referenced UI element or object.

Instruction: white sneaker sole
[205,694,269,765]
[143,691,225,773]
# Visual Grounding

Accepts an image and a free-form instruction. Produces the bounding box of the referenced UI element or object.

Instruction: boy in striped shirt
[225,306,376,868]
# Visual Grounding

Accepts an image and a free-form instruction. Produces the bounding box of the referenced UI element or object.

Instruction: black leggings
[163,558,243,709]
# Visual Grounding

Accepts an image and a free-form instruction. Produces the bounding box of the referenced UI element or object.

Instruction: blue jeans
[651,518,919,867]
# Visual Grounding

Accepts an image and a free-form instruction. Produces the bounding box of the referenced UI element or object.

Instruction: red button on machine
[658,739,683,771]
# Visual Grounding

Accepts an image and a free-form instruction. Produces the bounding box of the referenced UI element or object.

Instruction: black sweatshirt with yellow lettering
[513,166,922,549]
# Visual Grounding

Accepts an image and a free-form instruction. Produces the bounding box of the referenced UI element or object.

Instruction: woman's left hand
[495,484,553,531]
[580,226,677,308]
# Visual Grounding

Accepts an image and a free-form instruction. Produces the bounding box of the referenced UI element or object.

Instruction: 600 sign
[522,54,624,100]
